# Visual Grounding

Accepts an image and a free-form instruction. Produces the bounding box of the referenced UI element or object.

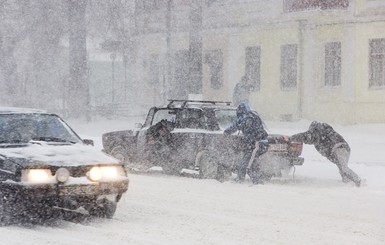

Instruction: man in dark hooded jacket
[291,121,361,187]
[224,102,268,184]
[145,119,175,164]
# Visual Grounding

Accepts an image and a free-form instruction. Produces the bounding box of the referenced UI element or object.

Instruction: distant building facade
[126,0,385,124]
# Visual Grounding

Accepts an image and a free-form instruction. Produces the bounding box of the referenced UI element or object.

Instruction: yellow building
[133,0,385,124]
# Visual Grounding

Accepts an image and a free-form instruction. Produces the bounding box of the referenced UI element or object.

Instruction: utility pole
[110,52,116,104]
[165,0,172,103]
[122,0,129,102]
[297,20,306,119]
[68,0,89,118]
[189,0,203,95]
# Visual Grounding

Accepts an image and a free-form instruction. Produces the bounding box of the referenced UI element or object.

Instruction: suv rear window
[150,106,238,131]
[215,109,237,130]
[152,109,176,126]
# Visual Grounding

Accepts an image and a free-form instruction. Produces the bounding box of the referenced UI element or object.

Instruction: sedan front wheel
[88,198,117,219]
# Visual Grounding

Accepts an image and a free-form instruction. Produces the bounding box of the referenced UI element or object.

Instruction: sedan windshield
[0,113,82,144]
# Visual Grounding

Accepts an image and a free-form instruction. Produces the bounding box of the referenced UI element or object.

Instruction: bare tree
[0,0,27,106]
[0,0,69,110]
[67,0,89,118]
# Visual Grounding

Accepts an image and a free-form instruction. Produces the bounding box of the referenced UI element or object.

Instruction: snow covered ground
[1,119,384,245]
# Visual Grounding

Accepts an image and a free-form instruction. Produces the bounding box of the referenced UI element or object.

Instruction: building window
[204,49,223,90]
[148,54,159,85]
[283,0,349,12]
[369,38,385,88]
[324,42,341,87]
[245,46,261,91]
[280,44,297,90]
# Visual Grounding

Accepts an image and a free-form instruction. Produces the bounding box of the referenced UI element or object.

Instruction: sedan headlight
[87,166,126,182]
[21,169,53,183]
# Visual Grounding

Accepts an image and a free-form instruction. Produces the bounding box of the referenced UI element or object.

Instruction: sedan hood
[0,143,119,166]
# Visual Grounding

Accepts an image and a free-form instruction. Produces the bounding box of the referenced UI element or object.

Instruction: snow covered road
[0,120,384,245]
[1,170,384,245]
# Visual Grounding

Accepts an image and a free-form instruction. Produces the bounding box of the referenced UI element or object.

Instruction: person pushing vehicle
[224,102,268,184]
[290,121,361,187]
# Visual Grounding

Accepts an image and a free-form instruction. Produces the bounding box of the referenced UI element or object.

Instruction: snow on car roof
[0,107,47,114]
[162,104,236,111]
[164,100,236,110]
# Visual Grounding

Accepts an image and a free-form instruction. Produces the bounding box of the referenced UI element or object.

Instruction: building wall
[354,20,385,123]
[302,23,354,124]
[250,27,299,121]
[203,0,385,124]
[301,8,385,124]
[132,0,385,124]
[202,9,301,121]
[202,33,230,102]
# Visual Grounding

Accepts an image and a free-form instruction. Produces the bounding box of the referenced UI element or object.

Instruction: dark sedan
[0,107,129,224]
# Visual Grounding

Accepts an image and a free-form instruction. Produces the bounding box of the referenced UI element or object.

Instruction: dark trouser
[332,147,361,186]
[238,142,268,184]
[145,142,171,164]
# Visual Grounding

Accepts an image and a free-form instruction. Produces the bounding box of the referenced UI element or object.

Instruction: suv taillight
[288,142,303,156]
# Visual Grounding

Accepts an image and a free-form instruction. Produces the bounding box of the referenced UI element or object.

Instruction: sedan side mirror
[83,139,94,146]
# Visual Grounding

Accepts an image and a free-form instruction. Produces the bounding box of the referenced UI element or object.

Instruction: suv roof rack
[167,99,232,108]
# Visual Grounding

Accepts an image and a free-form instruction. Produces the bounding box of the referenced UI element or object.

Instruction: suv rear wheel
[196,150,218,179]
[110,145,147,171]
[110,145,129,165]
[162,161,183,175]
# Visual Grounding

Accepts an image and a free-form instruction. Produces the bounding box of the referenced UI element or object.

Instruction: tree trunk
[68,0,89,118]
[189,0,203,95]
[0,38,21,106]
[0,0,21,106]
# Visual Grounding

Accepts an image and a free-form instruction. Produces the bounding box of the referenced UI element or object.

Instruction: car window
[176,109,205,129]
[0,114,82,143]
[152,109,176,126]
[215,109,237,130]
[202,109,220,131]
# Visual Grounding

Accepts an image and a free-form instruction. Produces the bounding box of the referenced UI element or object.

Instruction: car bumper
[263,152,304,166]
[290,156,304,166]
[1,179,129,201]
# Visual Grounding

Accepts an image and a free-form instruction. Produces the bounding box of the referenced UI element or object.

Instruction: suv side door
[137,108,176,150]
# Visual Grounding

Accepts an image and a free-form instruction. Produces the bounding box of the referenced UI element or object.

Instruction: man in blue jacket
[224,102,268,184]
